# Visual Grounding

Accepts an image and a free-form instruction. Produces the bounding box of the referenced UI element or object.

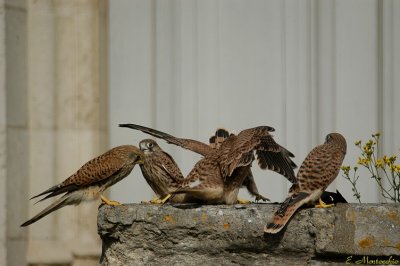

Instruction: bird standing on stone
[21,145,144,227]
[138,139,185,204]
[120,124,297,204]
[264,133,347,234]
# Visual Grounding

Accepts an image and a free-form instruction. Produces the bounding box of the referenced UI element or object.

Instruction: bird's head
[325,133,347,154]
[139,139,159,153]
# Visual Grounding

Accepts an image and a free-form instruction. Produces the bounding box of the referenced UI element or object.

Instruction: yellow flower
[389,155,397,164]
[363,147,373,157]
[383,155,390,164]
[365,139,374,148]
[355,140,361,146]
[341,166,351,175]
[390,164,395,172]
[373,132,381,137]
[357,157,370,166]
[396,165,400,172]
[375,159,384,169]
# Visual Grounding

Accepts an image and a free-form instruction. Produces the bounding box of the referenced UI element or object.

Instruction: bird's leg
[150,197,163,204]
[161,194,171,204]
[237,198,251,204]
[100,195,122,206]
[142,197,164,204]
[315,198,334,208]
[147,194,171,204]
[141,197,159,204]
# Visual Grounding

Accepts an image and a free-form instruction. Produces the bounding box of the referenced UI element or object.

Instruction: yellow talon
[161,194,171,204]
[148,197,164,204]
[100,195,122,206]
[142,195,171,204]
[237,198,251,204]
[315,198,334,208]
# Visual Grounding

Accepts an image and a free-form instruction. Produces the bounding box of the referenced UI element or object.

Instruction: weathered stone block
[98,203,400,265]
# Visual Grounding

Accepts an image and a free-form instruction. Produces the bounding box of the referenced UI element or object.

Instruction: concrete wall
[0,1,6,264]
[1,0,108,265]
[109,0,400,205]
[4,0,29,264]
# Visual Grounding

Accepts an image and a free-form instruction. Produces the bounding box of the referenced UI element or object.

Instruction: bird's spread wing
[256,145,297,183]
[218,126,279,176]
[120,123,213,156]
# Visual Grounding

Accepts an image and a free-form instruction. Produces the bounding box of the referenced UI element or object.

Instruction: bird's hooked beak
[139,143,149,153]
[141,147,152,154]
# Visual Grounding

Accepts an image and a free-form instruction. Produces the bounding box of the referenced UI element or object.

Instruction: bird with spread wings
[120,124,297,204]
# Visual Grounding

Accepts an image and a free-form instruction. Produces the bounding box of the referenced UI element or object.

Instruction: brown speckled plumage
[120,124,297,204]
[265,133,347,234]
[176,126,296,204]
[209,129,269,202]
[138,139,184,202]
[21,145,143,227]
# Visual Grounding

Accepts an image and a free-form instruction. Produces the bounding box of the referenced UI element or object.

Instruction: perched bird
[264,133,347,234]
[21,145,144,227]
[138,139,185,203]
[120,124,297,204]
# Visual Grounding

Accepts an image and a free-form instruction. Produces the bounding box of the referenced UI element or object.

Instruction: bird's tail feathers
[32,183,77,204]
[21,196,69,227]
[264,192,309,234]
[209,128,230,149]
[30,184,60,200]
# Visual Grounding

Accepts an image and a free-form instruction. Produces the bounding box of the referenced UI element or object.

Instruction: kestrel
[264,133,347,234]
[138,139,185,203]
[21,145,143,227]
[120,124,297,204]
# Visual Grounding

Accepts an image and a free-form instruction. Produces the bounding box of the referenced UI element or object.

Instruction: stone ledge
[98,203,400,265]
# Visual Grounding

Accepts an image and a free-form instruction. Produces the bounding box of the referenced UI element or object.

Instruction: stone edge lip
[98,203,400,263]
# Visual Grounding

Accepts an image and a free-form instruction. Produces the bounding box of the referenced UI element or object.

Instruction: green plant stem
[382,168,395,190]
[352,173,362,203]
[366,166,392,201]
[394,157,400,203]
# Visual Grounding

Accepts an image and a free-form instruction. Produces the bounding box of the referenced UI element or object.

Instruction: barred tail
[264,192,309,234]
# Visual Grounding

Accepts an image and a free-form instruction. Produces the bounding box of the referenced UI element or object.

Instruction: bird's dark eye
[148,143,153,148]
